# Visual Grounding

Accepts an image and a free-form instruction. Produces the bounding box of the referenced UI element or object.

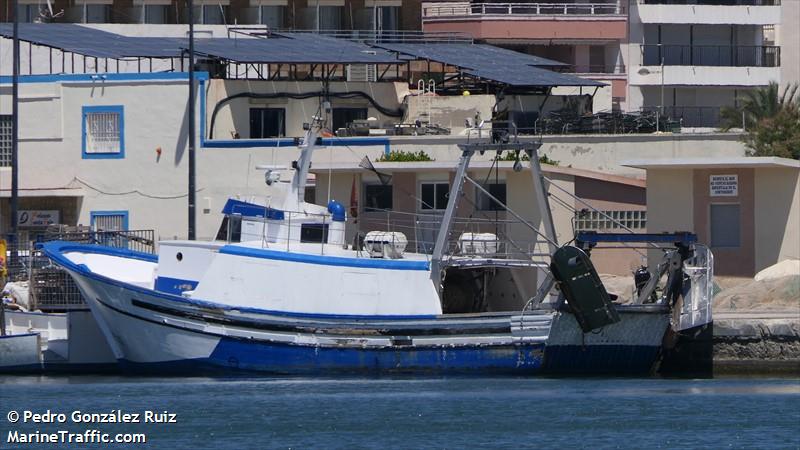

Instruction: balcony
[641,44,780,67]
[632,45,780,86]
[636,0,781,25]
[421,2,627,41]
[423,2,625,17]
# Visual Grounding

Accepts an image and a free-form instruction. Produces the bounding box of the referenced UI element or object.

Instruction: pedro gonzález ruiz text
[16,410,177,424]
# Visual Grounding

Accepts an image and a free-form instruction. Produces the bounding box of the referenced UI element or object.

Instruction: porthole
[176,252,183,261]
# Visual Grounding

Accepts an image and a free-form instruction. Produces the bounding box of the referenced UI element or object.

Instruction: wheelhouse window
[364,184,393,211]
[250,108,286,138]
[300,223,329,243]
[420,182,449,210]
[476,183,507,211]
[82,105,124,159]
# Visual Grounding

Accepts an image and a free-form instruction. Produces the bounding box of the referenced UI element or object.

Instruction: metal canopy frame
[0,24,601,91]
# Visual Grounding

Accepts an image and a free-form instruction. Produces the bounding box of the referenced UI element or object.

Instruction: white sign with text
[710,174,738,197]
[17,210,60,227]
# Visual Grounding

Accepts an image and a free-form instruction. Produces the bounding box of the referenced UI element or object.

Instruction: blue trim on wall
[90,210,129,231]
[203,136,392,150]
[219,245,430,271]
[81,105,125,160]
[0,72,209,85]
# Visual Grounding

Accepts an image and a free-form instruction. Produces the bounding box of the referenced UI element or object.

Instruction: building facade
[1,0,424,32]
[421,0,797,128]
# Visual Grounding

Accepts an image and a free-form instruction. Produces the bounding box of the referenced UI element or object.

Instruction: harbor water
[1,376,798,449]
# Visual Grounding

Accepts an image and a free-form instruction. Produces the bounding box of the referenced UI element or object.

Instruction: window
[364,184,393,211]
[0,115,11,167]
[332,107,368,132]
[300,223,329,243]
[574,210,647,231]
[476,183,507,211]
[90,211,129,232]
[316,5,342,30]
[82,105,124,159]
[83,4,111,23]
[20,3,42,22]
[259,5,284,28]
[710,204,740,247]
[421,182,449,210]
[191,5,228,24]
[371,6,399,32]
[249,108,286,138]
[133,4,168,23]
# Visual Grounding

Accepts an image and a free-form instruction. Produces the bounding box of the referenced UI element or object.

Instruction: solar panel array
[374,43,603,87]
[0,24,602,87]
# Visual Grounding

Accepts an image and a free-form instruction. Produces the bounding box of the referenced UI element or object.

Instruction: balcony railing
[641,44,780,67]
[422,2,624,18]
[639,0,779,5]
[642,106,722,128]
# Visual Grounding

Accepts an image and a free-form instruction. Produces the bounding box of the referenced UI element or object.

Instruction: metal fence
[641,44,781,67]
[640,0,779,5]
[4,229,156,312]
[642,106,722,128]
[422,1,624,18]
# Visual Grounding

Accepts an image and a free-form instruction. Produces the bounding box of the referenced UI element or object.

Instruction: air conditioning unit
[346,64,377,82]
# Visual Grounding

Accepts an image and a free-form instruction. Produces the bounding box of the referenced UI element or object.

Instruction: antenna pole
[187,0,196,240]
[11,0,20,241]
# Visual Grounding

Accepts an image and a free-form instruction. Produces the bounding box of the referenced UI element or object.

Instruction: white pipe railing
[422,1,624,18]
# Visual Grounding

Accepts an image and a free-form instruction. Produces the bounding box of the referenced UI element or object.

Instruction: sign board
[17,210,60,228]
[710,175,738,197]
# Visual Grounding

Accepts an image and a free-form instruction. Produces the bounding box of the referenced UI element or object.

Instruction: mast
[11,0,20,240]
[187,0,196,240]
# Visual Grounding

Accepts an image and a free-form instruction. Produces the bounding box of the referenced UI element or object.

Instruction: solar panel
[0,24,399,64]
[372,43,603,87]
[0,24,601,87]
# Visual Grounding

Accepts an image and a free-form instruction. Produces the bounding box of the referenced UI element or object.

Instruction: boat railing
[233,207,550,265]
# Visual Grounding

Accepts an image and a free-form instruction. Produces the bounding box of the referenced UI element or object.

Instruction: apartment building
[628,0,784,128]
[421,0,629,108]
[421,0,794,128]
[0,0,423,32]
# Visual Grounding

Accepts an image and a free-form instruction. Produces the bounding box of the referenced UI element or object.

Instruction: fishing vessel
[42,116,713,375]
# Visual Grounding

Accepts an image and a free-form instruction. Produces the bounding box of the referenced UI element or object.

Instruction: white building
[627,0,784,128]
[0,24,748,245]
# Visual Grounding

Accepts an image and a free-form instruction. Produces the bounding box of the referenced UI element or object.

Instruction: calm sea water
[0,376,798,449]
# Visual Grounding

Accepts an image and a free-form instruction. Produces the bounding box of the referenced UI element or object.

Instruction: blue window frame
[82,105,125,159]
[90,210,129,232]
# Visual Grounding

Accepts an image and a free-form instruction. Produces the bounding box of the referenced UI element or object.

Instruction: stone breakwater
[713,311,800,375]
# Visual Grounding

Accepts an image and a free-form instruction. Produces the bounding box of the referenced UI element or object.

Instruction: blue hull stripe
[154,276,199,295]
[118,339,545,375]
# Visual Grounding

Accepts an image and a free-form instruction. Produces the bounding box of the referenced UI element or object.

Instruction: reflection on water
[1,376,798,449]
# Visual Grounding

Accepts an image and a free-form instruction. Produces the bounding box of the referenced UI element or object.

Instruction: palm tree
[719,82,799,131]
